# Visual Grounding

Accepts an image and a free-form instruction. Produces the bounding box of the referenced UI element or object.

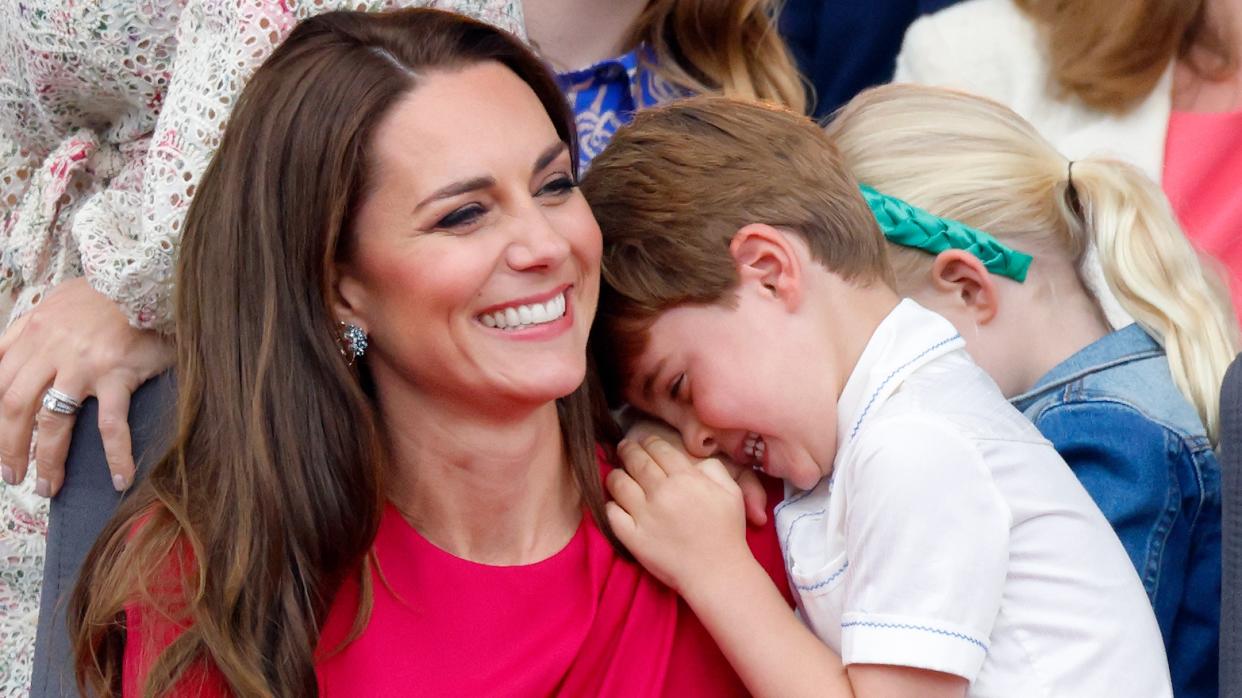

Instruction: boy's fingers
[735,469,769,527]
[606,468,647,514]
[698,458,738,493]
[605,501,638,543]
[639,436,693,475]
[618,438,666,489]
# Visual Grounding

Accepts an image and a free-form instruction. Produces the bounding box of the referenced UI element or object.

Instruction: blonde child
[826,83,1236,698]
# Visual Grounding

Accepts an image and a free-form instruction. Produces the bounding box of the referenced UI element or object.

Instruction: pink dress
[1163,110,1242,321]
[123,469,791,696]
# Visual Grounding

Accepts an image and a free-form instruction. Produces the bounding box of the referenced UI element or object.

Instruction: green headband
[860,184,1033,283]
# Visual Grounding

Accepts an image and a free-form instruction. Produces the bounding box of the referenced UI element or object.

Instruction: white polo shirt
[774,300,1171,697]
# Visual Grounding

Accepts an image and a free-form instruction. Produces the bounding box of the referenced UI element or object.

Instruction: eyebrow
[639,358,666,405]
[413,140,569,212]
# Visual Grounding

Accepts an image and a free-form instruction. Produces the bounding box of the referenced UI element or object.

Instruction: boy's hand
[622,419,769,526]
[606,437,754,595]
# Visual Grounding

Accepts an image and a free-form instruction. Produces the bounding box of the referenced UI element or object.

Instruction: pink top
[123,467,791,696]
[1163,110,1242,320]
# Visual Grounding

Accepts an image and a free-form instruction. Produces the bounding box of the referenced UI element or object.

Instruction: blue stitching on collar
[849,334,961,441]
[781,508,826,544]
[795,560,848,592]
[840,620,988,652]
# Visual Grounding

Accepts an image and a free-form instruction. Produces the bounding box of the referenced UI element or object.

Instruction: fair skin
[1173,0,1242,112]
[607,224,968,698]
[523,0,648,72]
[896,246,1110,398]
[333,62,599,564]
[0,279,173,497]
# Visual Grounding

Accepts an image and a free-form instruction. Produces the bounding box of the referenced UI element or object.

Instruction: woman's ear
[728,224,803,309]
[331,263,369,330]
[930,249,999,324]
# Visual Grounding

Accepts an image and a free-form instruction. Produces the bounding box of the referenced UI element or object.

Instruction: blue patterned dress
[557,47,685,170]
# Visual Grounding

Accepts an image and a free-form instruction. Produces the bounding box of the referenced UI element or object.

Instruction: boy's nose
[681,422,717,459]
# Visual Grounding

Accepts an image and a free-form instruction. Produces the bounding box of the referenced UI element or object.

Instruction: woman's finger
[96,377,136,492]
[32,375,89,498]
[0,312,30,362]
[618,438,666,490]
[0,362,55,488]
[606,467,647,514]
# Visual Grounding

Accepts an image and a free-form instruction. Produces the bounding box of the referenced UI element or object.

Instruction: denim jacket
[1011,324,1220,698]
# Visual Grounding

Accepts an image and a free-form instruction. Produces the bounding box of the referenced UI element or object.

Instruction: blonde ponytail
[827,83,1238,441]
[1068,159,1237,439]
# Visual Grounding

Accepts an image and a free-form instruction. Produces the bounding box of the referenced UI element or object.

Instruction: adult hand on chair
[0,277,174,497]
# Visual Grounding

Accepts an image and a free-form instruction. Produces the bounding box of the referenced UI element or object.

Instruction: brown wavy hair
[630,0,808,114]
[1016,0,1236,111]
[581,96,890,404]
[69,9,613,697]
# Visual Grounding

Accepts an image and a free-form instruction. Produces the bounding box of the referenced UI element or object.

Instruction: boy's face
[621,288,838,491]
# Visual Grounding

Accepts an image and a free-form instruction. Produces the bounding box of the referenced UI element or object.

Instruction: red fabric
[1163,110,1242,323]
[124,459,791,696]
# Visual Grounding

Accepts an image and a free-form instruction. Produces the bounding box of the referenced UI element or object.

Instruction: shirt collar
[834,299,965,459]
[1009,323,1161,407]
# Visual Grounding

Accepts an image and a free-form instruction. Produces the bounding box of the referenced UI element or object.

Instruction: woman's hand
[622,419,769,526]
[606,436,754,595]
[0,277,174,496]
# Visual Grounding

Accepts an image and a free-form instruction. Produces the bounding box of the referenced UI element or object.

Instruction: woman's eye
[435,204,486,229]
[537,176,576,197]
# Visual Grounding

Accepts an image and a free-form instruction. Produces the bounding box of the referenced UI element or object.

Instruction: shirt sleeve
[841,415,1011,681]
[76,0,524,333]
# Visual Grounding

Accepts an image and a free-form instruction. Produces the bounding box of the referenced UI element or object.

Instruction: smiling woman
[65,8,788,698]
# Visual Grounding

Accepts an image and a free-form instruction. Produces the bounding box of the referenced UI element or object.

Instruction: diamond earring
[339,322,368,365]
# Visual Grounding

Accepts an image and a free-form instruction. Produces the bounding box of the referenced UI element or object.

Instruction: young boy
[582,96,1173,698]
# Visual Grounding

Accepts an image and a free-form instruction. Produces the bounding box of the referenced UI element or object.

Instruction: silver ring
[42,388,82,416]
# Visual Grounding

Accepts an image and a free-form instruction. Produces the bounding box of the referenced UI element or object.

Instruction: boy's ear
[728,224,803,308]
[930,250,998,324]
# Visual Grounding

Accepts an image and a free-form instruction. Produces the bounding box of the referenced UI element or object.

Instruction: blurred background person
[895,0,1242,325]
[782,0,962,117]
[525,0,806,168]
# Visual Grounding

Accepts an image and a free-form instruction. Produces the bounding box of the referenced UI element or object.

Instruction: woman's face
[336,62,601,414]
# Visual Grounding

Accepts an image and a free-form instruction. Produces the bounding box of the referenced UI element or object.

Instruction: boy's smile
[622,283,837,492]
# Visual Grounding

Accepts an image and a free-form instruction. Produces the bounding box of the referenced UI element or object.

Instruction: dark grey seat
[29,373,175,698]
[1220,355,1242,698]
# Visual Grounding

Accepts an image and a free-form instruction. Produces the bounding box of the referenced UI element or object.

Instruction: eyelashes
[436,203,486,229]
[433,175,576,231]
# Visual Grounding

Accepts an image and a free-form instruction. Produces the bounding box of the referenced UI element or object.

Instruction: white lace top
[0,1,524,694]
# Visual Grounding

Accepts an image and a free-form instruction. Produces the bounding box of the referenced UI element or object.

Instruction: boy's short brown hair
[582,95,893,404]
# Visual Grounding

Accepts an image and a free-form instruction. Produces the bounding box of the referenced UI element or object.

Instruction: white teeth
[742,432,766,462]
[478,291,569,331]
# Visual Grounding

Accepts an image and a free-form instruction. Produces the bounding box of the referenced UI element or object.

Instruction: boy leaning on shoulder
[582,96,1173,698]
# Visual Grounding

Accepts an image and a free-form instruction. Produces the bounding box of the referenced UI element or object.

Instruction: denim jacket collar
[1009,323,1163,409]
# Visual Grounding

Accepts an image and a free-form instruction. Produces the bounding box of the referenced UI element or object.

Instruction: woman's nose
[506,206,571,271]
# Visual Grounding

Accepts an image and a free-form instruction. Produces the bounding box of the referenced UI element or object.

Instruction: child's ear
[728,224,803,308]
[930,250,999,324]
